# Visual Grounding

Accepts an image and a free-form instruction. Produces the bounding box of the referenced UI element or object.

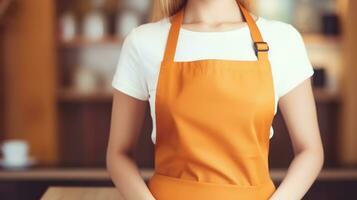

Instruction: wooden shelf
[57,87,340,103]
[58,88,113,102]
[302,33,341,45]
[59,36,124,48]
[313,88,340,103]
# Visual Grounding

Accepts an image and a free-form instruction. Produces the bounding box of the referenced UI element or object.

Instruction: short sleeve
[276,25,315,98]
[111,28,149,101]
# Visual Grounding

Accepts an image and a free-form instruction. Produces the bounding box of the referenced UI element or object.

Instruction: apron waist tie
[148,173,276,200]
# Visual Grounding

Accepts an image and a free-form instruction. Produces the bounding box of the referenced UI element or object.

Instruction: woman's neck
[184,0,243,24]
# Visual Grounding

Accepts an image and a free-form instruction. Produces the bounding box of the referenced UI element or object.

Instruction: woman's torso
[112,16,315,144]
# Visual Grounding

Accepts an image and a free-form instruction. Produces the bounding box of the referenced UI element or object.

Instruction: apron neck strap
[163,1,269,62]
[162,8,185,63]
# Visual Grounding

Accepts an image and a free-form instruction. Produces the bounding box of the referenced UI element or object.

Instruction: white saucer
[0,157,37,170]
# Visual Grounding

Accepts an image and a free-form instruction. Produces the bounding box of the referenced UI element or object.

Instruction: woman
[106,0,324,199]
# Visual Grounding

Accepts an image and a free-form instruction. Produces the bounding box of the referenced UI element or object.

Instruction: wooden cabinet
[1,0,58,165]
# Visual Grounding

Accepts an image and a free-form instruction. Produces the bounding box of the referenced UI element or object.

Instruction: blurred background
[0,0,356,199]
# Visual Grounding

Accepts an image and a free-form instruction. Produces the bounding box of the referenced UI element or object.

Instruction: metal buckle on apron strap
[253,41,269,56]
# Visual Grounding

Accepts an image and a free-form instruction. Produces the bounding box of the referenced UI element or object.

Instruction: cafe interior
[0,0,356,199]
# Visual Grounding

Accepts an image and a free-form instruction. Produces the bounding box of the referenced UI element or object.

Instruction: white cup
[1,139,29,166]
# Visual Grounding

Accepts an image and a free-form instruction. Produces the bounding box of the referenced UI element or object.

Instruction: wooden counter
[37,168,357,200]
[41,186,123,200]
[1,168,357,181]
[0,167,355,200]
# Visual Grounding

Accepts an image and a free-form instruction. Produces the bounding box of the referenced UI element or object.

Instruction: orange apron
[148,2,276,199]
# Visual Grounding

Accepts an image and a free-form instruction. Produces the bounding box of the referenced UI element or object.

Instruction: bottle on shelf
[59,10,77,41]
[116,9,140,38]
[115,0,152,38]
[83,0,108,41]
[321,0,340,36]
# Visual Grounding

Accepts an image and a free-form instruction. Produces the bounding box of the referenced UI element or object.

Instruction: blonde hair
[151,0,250,21]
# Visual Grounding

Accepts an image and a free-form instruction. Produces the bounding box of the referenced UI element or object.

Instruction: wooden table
[41,186,124,200]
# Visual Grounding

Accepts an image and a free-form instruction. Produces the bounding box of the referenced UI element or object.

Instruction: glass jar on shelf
[73,66,100,93]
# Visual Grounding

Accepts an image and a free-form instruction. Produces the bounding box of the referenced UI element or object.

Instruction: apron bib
[148,2,276,199]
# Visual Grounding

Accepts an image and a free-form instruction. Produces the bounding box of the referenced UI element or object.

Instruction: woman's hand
[268,78,324,200]
[106,90,155,200]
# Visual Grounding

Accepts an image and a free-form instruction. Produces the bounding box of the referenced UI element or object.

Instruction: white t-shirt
[111,16,315,144]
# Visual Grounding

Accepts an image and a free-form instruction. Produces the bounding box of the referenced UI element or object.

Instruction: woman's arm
[269,78,324,200]
[106,90,155,200]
